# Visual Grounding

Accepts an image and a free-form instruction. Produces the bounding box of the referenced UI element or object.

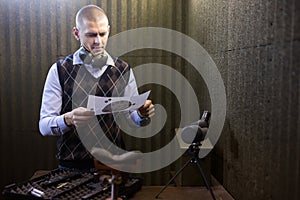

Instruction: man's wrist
[64,113,73,126]
[137,110,147,118]
[137,110,151,126]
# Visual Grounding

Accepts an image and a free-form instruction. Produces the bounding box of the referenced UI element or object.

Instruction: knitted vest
[56,54,130,161]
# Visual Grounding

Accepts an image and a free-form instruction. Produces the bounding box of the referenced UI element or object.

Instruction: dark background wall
[0,0,299,200]
[186,1,299,199]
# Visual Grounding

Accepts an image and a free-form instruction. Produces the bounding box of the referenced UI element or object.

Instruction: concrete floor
[131,177,235,200]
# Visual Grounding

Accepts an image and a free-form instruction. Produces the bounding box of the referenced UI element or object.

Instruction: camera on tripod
[156,110,216,200]
[181,111,211,144]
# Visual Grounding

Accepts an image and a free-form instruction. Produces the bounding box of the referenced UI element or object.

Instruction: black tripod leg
[155,157,193,198]
[194,156,217,200]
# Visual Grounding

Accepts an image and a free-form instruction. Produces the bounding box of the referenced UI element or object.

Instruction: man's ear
[73,27,80,40]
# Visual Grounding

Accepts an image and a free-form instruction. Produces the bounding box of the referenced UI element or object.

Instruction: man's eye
[86,33,97,37]
[85,33,106,37]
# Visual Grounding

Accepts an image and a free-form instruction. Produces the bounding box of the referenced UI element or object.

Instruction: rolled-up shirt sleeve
[39,63,70,136]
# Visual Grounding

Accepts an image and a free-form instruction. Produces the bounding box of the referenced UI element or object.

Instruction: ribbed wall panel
[0,0,186,189]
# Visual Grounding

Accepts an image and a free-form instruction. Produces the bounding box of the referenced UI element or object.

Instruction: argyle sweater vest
[56,54,130,161]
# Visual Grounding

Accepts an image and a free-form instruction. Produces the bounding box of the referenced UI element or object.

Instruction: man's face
[74,18,110,55]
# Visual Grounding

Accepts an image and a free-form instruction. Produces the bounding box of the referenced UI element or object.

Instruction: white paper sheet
[87,91,150,115]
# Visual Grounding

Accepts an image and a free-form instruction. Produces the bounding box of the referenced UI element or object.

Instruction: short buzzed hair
[75,5,108,28]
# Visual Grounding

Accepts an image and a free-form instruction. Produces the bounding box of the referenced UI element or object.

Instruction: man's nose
[94,35,102,44]
[94,36,100,44]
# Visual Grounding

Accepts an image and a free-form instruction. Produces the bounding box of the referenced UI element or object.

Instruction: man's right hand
[64,107,95,127]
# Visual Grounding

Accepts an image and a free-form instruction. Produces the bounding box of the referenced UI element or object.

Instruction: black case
[2,168,142,200]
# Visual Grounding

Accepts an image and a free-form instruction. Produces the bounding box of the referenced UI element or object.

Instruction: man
[39,5,154,170]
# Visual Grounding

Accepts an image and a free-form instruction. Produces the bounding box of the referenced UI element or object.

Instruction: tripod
[155,142,216,200]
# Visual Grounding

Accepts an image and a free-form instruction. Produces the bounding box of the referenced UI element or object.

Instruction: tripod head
[181,111,211,144]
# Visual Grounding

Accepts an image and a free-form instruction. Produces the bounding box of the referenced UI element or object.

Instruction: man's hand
[138,100,155,118]
[64,107,95,127]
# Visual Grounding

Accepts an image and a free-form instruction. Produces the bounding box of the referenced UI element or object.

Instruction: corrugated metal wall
[0,0,191,190]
